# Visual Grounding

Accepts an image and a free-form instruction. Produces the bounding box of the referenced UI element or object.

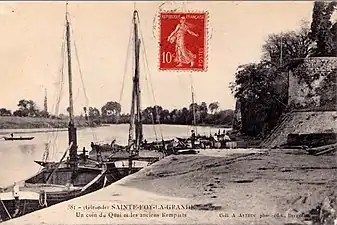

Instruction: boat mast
[190,77,197,134]
[65,4,78,166]
[128,10,143,154]
[44,88,48,113]
[134,10,143,152]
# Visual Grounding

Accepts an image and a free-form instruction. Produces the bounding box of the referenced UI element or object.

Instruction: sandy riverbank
[3,148,336,225]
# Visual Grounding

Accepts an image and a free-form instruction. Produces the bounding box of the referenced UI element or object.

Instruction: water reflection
[19,144,37,155]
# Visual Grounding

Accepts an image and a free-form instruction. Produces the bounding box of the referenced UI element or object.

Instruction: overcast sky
[0,1,313,115]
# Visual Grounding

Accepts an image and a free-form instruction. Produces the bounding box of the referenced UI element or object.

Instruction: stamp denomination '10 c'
[159,12,207,71]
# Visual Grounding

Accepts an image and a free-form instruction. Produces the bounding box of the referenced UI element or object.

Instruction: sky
[0,1,314,115]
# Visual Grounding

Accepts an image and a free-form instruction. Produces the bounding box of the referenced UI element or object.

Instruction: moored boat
[88,10,167,166]
[3,137,34,141]
[0,4,122,222]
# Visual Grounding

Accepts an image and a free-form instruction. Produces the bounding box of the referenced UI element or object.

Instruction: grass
[0,116,89,129]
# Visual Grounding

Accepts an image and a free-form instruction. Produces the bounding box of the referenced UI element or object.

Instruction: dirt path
[4,148,337,225]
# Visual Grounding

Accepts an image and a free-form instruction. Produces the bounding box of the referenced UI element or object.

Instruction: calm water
[0,124,226,187]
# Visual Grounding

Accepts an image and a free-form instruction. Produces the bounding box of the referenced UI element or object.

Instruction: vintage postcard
[0,1,336,225]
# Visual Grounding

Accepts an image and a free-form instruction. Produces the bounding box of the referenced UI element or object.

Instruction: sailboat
[89,10,168,165]
[0,6,122,222]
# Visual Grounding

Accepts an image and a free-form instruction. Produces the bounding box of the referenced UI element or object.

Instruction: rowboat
[3,137,34,141]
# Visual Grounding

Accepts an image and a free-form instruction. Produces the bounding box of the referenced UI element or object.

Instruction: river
[0,124,227,187]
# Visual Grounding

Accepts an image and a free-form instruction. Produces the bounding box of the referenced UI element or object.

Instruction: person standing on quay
[191,130,196,149]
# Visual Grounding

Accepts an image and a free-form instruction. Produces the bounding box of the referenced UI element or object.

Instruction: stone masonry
[288,57,337,111]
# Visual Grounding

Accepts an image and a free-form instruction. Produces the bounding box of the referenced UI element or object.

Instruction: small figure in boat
[10,133,14,138]
[191,130,196,149]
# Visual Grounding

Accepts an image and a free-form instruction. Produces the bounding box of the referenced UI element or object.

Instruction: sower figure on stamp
[167,16,199,67]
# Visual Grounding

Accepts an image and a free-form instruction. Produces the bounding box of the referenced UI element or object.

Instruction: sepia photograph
[0,1,336,225]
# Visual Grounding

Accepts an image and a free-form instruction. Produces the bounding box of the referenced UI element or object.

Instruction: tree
[101,101,122,118]
[0,108,11,116]
[199,102,208,123]
[13,110,23,117]
[39,111,49,118]
[160,109,170,123]
[169,109,178,124]
[88,107,100,119]
[230,15,318,137]
[181,107,189,125]
[231,62,287,136]
[17,99,39,117]
[262,21,313,66]
[309,1,337,56]
[209,102,219,114]
[152,105,163,124]
[142,107,153,124]
[88,107,101,125]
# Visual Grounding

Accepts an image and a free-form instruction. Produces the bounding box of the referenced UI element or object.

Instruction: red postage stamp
[159,12,207,71]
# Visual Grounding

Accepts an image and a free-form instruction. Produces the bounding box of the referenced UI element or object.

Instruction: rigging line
[118,17,134,107]
[49,16,70,161]
[141,52,159,141]
[69,23,90,105]
[50,66,65,161]
[151,112,159,141]
[189,72,198,134]
[136,14,164,140]
[43,1,69,164]
[144,77,159,141]
[69,16,98,141]
[51,33,67,159]
[42,24,67,164]
[140,53,159,141]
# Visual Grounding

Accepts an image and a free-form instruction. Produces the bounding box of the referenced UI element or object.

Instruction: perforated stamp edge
[156,10,210,73]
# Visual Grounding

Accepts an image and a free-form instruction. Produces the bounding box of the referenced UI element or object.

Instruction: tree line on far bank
[231,1,337,138]
[0,100,234,127]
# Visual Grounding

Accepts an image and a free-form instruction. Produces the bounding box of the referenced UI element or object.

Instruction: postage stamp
[159,12,207,71]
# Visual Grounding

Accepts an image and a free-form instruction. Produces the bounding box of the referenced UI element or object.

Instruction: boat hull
[4,137,34,141]
[0,198,42,221]
[0,164,120,222]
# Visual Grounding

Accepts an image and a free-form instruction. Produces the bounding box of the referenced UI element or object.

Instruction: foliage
[4,98,232,127]
[140,103,232,126]
[231,62,287,136]
[101,101,121,123]
[262,21,313,66]
[229,6,331,137]
[88,107,101,125]
[0,108,11,116]
[309,1,337,56]
[16,99,40,117]
[208,102,219,114]
[315,69,337,107]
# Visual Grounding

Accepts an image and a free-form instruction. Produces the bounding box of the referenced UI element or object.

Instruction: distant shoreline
[0,116,232,135]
